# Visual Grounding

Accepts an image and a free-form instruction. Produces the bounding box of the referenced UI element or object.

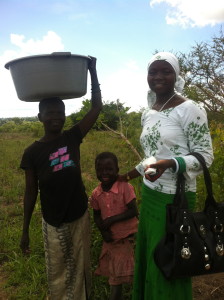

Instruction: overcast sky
[0,0,223,118]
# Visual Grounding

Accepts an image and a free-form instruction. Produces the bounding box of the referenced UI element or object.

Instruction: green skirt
[132,184,196,300]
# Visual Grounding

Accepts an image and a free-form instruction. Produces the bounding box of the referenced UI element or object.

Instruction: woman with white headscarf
[119,52,213,299]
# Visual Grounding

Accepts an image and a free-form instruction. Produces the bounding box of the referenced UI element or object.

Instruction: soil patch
[0,269,8,300]
[193,273,224,300]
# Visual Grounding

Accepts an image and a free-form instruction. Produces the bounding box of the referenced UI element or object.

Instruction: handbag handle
[173,173,187,208]
[174,152,217,209]
[189,152,217,208]
[189,152,213,197]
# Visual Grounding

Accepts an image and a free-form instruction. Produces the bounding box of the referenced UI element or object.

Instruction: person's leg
[42,218,71,300]
[107,238,134,300]
[42,210,91,300]
[70,209,91,300]
[109,284,122,300]
[132,186,195,300]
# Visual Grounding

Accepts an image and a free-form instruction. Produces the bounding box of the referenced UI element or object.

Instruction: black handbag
[154,152,224,280]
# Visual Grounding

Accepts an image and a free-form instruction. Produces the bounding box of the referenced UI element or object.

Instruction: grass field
[0,131,140,299]
[0,124,223,299]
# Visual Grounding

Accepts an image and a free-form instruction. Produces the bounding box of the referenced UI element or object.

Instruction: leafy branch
[101,99,142,160]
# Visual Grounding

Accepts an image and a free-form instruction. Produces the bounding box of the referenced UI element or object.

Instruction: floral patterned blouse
[135,100,214,194]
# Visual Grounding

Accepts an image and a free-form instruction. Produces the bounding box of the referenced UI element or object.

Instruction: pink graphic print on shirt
[49,146,75,172]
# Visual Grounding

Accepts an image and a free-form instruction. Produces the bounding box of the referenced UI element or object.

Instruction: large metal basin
[5,52,90,102]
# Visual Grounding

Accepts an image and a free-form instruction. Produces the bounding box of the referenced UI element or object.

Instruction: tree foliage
[69,99,132,130]
[178,28,224,113]
[69,99,104,130]
[0,116,38,126]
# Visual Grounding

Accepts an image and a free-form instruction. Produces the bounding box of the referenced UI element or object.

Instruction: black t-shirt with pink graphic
[20,125,88,227]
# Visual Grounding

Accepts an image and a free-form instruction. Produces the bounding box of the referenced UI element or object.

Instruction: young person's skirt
[42,209,91,300]
[132,184,196,300]
[95,236,135,285]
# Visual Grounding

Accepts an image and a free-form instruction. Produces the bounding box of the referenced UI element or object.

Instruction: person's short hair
[95,152,119,169]
[39,97,65,113]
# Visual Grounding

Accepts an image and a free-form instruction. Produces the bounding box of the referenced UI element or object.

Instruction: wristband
[174,157,186,174]
[172,158,179,174]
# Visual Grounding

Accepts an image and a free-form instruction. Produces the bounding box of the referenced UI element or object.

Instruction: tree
[68,99,143,158]
[69,99,131,130]
[102,100,131,130]
[0,121,17,132]
[69,99,104,130]
[178,28,224,113]
[101,100,142,160]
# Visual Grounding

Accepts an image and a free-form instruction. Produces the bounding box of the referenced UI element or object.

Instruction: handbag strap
[173,173,187,208]
[174,152,217,209]
[189,152,213,196]
[189,152,217,208]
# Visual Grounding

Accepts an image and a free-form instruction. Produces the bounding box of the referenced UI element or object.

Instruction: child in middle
[90,151,138,300]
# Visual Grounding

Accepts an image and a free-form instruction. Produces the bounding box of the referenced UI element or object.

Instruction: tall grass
[0,131,141,299]
[1,123,223,299]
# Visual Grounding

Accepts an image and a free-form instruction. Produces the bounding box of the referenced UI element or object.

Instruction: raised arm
[20,169,38,254]
[78,56,103,137]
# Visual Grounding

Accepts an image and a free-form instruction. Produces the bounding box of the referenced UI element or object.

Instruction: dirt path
[0,269,8,300]
[193,273,224,300]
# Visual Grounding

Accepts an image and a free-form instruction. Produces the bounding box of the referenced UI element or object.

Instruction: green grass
[0,131,141,299]
[0,125,223,299]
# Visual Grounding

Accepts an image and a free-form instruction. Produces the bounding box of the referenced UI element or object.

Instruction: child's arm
[101,198,138,230]
[93,209,103,229]
[20,169,38,254]
[93,209,113,242]
[78,56,102,137]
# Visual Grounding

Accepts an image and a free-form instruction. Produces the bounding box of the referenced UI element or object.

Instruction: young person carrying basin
[20,56,102,300]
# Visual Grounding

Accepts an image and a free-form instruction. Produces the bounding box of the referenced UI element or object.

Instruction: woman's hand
[145,159,175,182]
[117,174,128,182]
[117,169,141,182]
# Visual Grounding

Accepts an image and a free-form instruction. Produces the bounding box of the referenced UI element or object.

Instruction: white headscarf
[147,52,185,108]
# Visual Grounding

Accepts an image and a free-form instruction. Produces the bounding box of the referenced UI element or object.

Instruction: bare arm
[93,209,113,242]
[118,168,141,182]
[101,199,138,230]
[93,209,103,230]
[20,169,38,254]
[78,56,102,137]
[145,159,176,182]
[118,160,176,183]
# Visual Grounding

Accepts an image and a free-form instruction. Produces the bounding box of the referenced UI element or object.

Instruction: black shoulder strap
[174,152,216,209]
[188,152,216,208]
[173,173,188,208]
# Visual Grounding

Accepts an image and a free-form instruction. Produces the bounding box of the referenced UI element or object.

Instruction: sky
[0,0,223,118]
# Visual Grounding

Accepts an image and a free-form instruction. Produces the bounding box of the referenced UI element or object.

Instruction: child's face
[96,158,119,187]
[39,103,65,134]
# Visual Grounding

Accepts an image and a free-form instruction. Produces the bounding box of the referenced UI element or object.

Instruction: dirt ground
[0,268,8,300]
[0,271,223,299]
[192,273,224,300]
